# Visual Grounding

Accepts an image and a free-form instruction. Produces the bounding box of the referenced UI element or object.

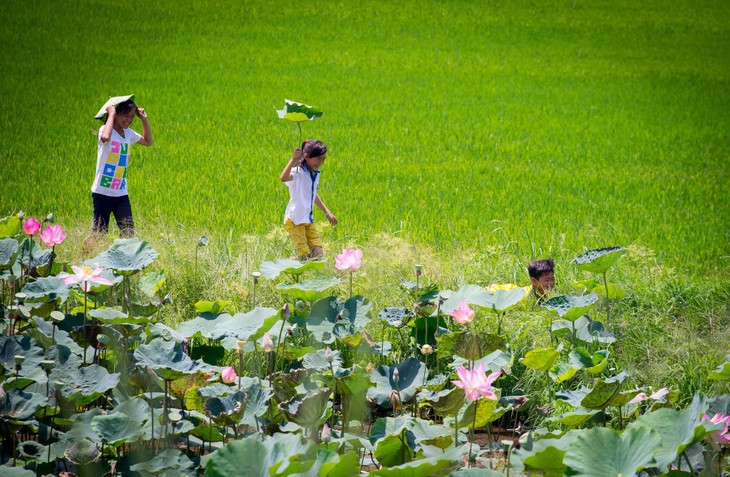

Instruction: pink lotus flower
[452,363,502,401]
[702,413,730,444]
[40,225,67,247]
[335,248,363,271]
[221,366,237,384]
[23,217,40,236]
[262,333,274,353]
[627,387,670,405]
[449,300,475,325]
[58,265,114,292]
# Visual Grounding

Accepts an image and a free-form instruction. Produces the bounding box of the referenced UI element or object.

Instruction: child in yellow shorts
[279,139,337,260]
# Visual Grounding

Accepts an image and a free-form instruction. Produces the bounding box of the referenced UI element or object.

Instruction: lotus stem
[349,270,353,299]
[602,272,610,324]
[469,399,478,468]
[82,284,88,363]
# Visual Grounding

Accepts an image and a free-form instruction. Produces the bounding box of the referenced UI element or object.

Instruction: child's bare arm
[315,195,337,226]
[136,108,153,146]
[100,106,116,143]
[280,149,302,182]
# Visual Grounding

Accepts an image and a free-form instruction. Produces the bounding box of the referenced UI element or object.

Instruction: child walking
[90,96,153,238]
[280,139,337,260]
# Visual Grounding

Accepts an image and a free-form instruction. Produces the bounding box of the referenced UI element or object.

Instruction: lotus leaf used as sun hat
[94,94,135,121]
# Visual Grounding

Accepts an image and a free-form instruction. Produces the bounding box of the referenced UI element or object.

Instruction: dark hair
[302,139,327,158]
[528,258,554,279]
[115,99,138,115]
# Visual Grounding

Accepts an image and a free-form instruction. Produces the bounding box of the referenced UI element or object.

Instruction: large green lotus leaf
[278,388,332,428]
[440,284,492,314]
[0,388,47,420]
[300,448,360,477]
[541,294,598,321]
[205,390,245,424]
[581,372,627,410]
[129,449,195,476]
[239,377,273,426]
[571,246,627,274]
[547,409,601,427]
[176,312,232,339]
[563,425,660,476]
[138,271,166,299]
[373,426,415,467]
[709,357,730,381]
[379,307,414,328]
[2,367,46,392]
[450,348,513,375]
[303,348,342,372]
[16,240,54,274]
[0,237,19,269]
[369,416,418,443]
[134,338,208,381]
[0,335,46,377]
[88,237,158,276]
[0,215,22,238]
[511,431,581,477]
[409,315,448,346]
[368,358,427,406]
[21,277,68,303]
[481,287,527,313]
[277,277,340,302]
[275,99,323,122]
[307,296,371,344]
[206,437,270,477]
[520,346,560,372]
[436,331,505,361]
[410,419,453,449]
[52,363,121,406]
[259,258,326,279]
[549,359,580,383]
[631,394,714,471]
[551,348,609,381]
[194,300,235,314]
[418,386,466,417]
[366,447,462,477]
[190,423,224,442]
[91,411,146,447]
[555,386,590,408]
[551,315,615,345]
[211,307,280,342]
[457,394,505,428]
[64,408,105,442]
[88,307,148,326]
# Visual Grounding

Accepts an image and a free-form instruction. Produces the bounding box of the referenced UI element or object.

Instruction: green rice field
[0,0,728,278]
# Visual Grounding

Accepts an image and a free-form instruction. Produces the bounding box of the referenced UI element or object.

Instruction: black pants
[92,193,135,236]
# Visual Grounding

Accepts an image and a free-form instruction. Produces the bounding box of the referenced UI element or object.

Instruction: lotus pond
[0,213,728,476]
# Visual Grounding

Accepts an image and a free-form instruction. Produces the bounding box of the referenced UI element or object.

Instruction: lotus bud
[262,333,274,353]
[392,367,399,384]
[295,300,305,311]
[50,311,64,323]
[413,302,420,314]
[281,303,291,321]
[181,339,189,355]
[421,344,434,355]
[17,210,24,220]
[14,355,25,365]
[321,423,332,444]
[0,385,5,400]
[15,292,27,304]
[325,346,335,364]
[252,271,261,285]
[7,275,17,286]
[415,264,424,277]
[221,366,237,384]
[40,360,55,372]
[388,389,402,408]
[197,235,208,247]
[44,213,55,223]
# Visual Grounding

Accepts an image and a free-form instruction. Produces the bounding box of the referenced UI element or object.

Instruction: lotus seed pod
[14,355,26,365]
[295,300,306,311]
[168,411,182,423]
[15,292,27,303]
[50,311,65,323]
[421,344,434,355]
[197,235,208,247]
[53,381,64,390]
[252,271,261,284]
[40,360,55,371]
[45,213,55,223]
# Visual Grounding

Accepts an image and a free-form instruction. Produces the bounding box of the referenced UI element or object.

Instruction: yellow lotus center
[80,266,93,275]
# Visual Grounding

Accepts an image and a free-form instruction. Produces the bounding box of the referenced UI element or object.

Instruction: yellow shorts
[284,219,322,257]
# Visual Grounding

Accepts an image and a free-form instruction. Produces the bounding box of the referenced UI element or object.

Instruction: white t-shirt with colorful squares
[91,127,142,197]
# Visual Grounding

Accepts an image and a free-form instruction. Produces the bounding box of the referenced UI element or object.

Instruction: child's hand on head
[106,105,116,116]
[292,149,303,161]
[136,108,147,119]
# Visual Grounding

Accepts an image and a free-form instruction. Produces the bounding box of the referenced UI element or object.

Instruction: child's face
[304,153,326,171]
[531,271,555,294]
[114,109,137,130]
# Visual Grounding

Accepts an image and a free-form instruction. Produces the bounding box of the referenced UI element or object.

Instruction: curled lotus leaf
[547,409,601,427]
[129,449,195,476]
[367,357,427,407]
[0,237,19,270]
[20,276,69,303]
[541,294,598,321]
[64,439,100,465]
[276,277,341,302]
[87,237,158,276]
[138,271,166,299]
[134,337,208,381]
[259,258,326,279]
[278,388,332,428]
[551,315,615,345]
[0,215,22,239]
[91,411,146,447]
[274,99,323,122]
[0,388,47,420]
[520,346,561,372]
[709,357,730,381]
[17,440,45,460]
[571,246,627,274]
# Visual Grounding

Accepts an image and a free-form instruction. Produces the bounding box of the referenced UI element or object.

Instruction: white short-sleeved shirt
[284,164,320,225]
[91,127,142,197]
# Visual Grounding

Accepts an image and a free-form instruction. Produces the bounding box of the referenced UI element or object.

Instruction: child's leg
[284,220,311,259]
[112,195,135,237]
[304,224,323,259]
[91,193,114,234]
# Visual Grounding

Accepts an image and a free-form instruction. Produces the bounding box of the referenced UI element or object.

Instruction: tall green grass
[1,0,728,279]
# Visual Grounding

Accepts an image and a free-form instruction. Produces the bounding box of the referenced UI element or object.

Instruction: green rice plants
[571,247,627,324]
